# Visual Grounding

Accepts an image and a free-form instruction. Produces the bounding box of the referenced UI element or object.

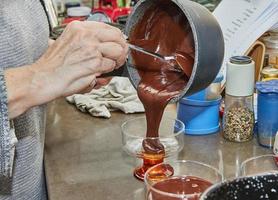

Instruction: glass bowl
[144,160,223,200]
[239,154,278,176]
[121,117,185,181]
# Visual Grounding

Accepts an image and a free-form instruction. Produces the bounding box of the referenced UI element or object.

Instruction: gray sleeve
[0,69,17,179]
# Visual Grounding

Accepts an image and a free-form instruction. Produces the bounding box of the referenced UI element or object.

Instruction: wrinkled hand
[32,21,128,100]
[79,77,113,93]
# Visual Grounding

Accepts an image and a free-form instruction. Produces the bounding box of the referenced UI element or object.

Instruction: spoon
[128,44,185,73]
[128,43,175,62]
[128,43,194,77]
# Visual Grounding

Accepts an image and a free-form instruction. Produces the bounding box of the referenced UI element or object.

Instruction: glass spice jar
[263,36,278,66]
[261,66,278,81]
[223,56,255,142]
[223,95,254,142]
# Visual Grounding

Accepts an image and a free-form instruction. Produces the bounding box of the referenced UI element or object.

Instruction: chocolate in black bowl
[200,173,278,200]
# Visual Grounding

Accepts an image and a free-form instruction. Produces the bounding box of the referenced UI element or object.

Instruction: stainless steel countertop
[45,99,271,200]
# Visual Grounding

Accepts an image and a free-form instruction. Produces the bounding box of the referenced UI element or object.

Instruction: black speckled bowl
[200,173,278,200]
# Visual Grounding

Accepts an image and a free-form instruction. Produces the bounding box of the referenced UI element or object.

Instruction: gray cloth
[66,77,144,118]
[0,0,49,199]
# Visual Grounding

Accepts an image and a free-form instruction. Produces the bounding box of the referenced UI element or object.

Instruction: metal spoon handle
[128,44,175,61]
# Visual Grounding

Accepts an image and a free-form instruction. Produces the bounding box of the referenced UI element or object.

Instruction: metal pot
[125,0,224,102]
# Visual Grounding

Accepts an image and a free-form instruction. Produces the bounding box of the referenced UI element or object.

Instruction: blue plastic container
[177,97,222,135]
[256,80,278,148]
[188,74,223,101]
[187,89,206,100]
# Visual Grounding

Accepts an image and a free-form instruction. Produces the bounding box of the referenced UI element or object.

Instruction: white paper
[213,0,278,84]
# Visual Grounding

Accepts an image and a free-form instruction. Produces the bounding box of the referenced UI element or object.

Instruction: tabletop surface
[44,99,271,200]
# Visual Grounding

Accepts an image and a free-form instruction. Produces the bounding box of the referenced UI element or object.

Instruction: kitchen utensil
[128,43,183,72]
[125,0,224,102]
[128,44,175,62]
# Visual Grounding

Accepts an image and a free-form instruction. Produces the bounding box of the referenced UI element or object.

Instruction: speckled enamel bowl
[200,173,278,200]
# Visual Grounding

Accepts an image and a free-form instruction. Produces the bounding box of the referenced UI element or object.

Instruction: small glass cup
[240,154,278,176]
[144,160,223,200]
[121,117,185,181]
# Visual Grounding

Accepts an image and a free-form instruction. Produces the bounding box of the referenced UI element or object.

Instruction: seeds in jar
[224,107,254,142]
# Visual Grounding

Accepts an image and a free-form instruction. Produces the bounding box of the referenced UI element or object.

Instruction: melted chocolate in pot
[130,2,195,154]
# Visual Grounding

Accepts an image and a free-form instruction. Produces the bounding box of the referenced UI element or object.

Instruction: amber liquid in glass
[134,152,166,180]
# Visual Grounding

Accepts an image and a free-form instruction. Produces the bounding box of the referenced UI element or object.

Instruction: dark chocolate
[130,1,195,153]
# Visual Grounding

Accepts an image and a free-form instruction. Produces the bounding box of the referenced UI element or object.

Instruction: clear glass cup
[144,160,223,200]
[121,117,185,181]
[240,154,278,176]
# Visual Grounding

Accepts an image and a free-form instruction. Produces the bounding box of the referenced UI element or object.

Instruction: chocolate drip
[130,1,195,153]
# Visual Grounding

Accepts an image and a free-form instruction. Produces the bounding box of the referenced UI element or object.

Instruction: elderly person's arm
[48,38,55,46]
[4,21,128,119]
[0,21,127,183]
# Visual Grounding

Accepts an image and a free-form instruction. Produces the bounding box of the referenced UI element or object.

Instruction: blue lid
[179,96,222,106]
[213,74,224,83]
[256,80,278,93]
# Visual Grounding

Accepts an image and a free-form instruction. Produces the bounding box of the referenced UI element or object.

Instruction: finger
[96,77,113,87]
[83,21,123,38]
[95,29,126,49]
[95,57,116,74]
[60,21,85,43]
[63,74,97,96]
[98,42,124,61]
[90,78,97,87]
[82,21,113,30]
[115,57,126,69]
[78,77,99,94]
[65,55,102,77]
[115,43,128,68]
[82,21,124,39]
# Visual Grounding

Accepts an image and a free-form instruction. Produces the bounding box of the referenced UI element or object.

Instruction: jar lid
[264,36,278,49]
[261,66,278,78]
[67,7,91,17]
[230,56,252,65]
[256,80,278,93]
[65,2,81,8]
[226,57,255,96]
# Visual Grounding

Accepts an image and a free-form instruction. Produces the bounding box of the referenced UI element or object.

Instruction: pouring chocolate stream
[129,2,195,154]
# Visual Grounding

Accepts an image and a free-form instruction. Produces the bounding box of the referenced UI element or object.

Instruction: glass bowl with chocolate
[145,160,223,200]
[121,117,185,181]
